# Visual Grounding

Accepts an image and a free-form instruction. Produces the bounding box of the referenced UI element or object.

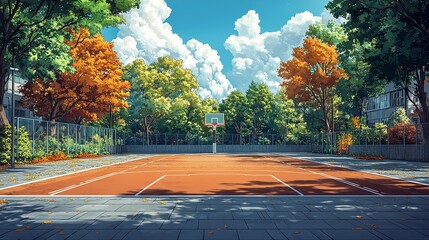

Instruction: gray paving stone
[367,211,413,220]
[34,220,92,229]
[266,211,305,220]
[58,230,91,240]
[74,230,128,240]
[394,219,429,229]
[71,211,104,220]
[303,211,339,220]
[203,230,239,240]
[237,230,273,240]
[115,220,143,229]
[199,220,248,230]
[322,229,380,240]
[137,220,165,229]
[170,212,209,220]
[266,229,286,240]
[232,212,261,220]
[333,211,373,220]
[245,220,279,229]
[44,230,78,240]
[85,220,123,229]
[22,211,80,220]
[280,229,323,240]
[178,230,204,240]
[282,220,333,230]
[138,211,172,220]
[76,204,121,212]
[161,220,199,230]
[0,229,50,240]
[197,205,241,212]
[376,229,429,240]
[208,212,233,219]
[348,219,404,229]
[324,219,356,229]
[122,230,180,240]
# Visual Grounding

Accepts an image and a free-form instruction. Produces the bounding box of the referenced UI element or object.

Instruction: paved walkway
[1,196,428,239]
[1,153,429,239]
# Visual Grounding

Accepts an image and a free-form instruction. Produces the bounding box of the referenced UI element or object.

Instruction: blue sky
[103,0,333,99]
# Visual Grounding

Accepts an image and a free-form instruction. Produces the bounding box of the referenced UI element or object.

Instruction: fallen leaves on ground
[208,231,215,235]
[157,201,167,205]
[0,199,8,205]
[352,227,363,230]
[42,220,52,225]
[356,215,364,219]
[16,228,24,232]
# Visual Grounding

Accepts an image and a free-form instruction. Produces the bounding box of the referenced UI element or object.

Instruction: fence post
[403,125,406,160]
[32,119,35,157]
[16,118,20,159]
[46,121,49,156]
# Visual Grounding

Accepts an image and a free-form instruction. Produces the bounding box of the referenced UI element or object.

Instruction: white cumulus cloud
[225,10,343,93]
[113,0,234,100]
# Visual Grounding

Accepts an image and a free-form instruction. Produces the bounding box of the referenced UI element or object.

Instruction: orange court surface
[1,154,429,196]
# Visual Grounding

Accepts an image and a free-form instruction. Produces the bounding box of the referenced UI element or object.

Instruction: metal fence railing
[14,117,117,160]
[311,123,428,161]
[125,133,313,146]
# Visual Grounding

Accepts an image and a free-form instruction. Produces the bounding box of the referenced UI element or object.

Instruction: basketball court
[1,153,428,197]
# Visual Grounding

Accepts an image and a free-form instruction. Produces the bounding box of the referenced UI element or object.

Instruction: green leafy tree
[273,88,307,137]
[219,90,252,134]
[124,57,199,143]
[389,107,411,126]
[246,81,275,135]
[327,0,429,155]
[307,21,384,119]
[0,0,140,127]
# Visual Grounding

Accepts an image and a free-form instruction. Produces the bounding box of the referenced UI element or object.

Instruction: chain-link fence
[311,123,428,161]
[14,117,117,160]
[125,133,313,146]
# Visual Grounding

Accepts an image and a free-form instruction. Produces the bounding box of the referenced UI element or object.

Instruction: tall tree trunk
[0,50,9,126]
[415,67,429,161]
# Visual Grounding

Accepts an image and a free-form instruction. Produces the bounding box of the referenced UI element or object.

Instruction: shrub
[0,125,12,165]
[16,127,32,163]
[388,123,421,144]
[336,132,353,154]
[0,125,32,165]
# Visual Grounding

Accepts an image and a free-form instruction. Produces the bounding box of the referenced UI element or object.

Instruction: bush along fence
[0,117,117,165]
[311,123,429,161]
[124,133,313,146]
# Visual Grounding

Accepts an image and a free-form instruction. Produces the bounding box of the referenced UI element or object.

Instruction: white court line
[309,171,382,196]
[0,155,155,192]
[279,153,429,187]
[123,170,314,175]
[2,194,429,198]
[267,155,382,196]
[135,175,166,196]
[270,175,304,196]
[49,158,166,196]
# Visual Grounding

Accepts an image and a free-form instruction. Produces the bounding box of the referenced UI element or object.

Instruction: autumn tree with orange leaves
[278,37,347,133]
[21,28,129,123]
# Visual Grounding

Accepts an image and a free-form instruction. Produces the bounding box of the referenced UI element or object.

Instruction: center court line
[135,175,167,196]
[49,157,167,196]
[270,175,304,196]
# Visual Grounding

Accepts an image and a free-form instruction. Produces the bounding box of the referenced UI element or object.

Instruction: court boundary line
[270,175,304,196]
[48,157,166,196]
[279,153,429,187]
[134,173,304,196]
[2,194,429,198]
[309,171,382,196]
[0,155,155,192]
[265,155,383,196]
[135,175,166,196]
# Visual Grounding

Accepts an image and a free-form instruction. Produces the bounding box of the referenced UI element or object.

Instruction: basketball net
[212,122,218,130]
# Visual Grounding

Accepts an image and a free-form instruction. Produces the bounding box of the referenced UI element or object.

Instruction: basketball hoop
[212,122,218,130]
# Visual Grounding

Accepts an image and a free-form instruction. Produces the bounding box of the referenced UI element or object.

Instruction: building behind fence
[14,117,117,160]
